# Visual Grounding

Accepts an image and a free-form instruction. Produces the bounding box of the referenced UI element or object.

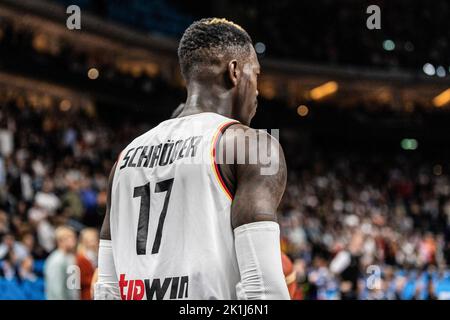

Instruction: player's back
[109,112,240,300]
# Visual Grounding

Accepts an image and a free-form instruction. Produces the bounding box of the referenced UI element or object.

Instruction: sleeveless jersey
[109,112,240,300]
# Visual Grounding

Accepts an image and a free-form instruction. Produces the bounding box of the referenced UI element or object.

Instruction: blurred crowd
[1,97,450,299]
[0,95,152,299]
[280,155,450,299]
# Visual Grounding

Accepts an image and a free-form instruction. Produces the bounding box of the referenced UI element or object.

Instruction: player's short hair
[178,18,253,80]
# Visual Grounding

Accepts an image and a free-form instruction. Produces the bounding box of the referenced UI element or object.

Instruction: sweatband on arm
[234,221,290,300]
[94,239,121,300]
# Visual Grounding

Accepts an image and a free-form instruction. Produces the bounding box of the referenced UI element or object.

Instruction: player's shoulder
[218,122,286,178]
[221,123,283,152]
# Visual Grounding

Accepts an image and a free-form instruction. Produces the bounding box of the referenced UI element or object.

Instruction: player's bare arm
[217,123,290,299]
[217,123,287,228]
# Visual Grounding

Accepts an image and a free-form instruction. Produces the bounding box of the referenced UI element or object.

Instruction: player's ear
[227,60,240,87]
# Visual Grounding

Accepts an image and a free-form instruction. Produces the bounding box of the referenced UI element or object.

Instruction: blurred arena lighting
[401,138,418,150]
[404,101,415,113]
[404,41,414,52]
[258,80,276,99]
[87,68,99,80]
[433,164,443,176]
[131,64,142,77]
[32,34,49,53]
[383,39,395,51]
[297,105,309,117]
[376,88,392,104]
[145,63,160,77]
[116,61,160,78]
[310,81,338,100]
[423,63,436,76]
[433,88,450,107]
[436,66,447,78]
[59,99,72,111]
[254,42,266,54]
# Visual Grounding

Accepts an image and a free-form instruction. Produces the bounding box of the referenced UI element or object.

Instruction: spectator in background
[0,210,8,235]
[20,231,47,260]
[27,200,56,254]
[19,255,37,281]
[282,252,299,299]
[0,232,30,280]
[330,231,364,299]
[62,172,84,221]
[76,228,98,300]
[308,253,335,300]
[34,178,60,214]
[44,226,79,300]
[79,177,99,227]
[0,250,19,279]
[425,275,438,300]
[0,232,29,263]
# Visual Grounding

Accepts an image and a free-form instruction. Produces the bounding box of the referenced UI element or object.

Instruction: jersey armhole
[210,120,240,202]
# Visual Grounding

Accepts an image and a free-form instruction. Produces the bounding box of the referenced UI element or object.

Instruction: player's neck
[181,82,233,118]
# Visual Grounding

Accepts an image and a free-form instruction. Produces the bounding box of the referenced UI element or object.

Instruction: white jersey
[110,112,241,300]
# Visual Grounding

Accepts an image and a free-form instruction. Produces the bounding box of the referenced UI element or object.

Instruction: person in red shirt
[282,252,302,299]
[76,228,99,300]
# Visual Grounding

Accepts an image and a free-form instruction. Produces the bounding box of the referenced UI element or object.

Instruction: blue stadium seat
[435,276,450,300]
[0,277,46,300]
[33,259,45,276]
[22,279,46,300]
[0,278,26,300]
[401,278,417,300]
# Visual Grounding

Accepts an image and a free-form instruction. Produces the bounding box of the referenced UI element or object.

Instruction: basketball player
[95,18,289,300]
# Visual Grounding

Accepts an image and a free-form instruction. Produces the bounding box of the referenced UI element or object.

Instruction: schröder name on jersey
[119,274,189,300]
[119,136,203,170]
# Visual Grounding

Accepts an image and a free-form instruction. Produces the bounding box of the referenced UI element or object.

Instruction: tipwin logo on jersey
[119,274,189,300]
